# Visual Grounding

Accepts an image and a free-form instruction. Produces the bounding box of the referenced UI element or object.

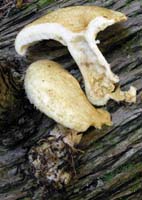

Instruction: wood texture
[0,0,142,199]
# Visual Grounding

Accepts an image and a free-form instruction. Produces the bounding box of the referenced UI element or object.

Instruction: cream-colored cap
[25,59,112,132]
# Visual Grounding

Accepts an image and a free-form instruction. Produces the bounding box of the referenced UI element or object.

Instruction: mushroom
[15,6,136,106]
[25,59,111,132]
[26,59,112,187]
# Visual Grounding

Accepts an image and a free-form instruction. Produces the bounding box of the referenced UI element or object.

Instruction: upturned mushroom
[15,6,136,106]
[25,59,111,187]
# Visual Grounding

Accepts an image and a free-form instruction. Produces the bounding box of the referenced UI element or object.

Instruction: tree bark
[0,0,142,199]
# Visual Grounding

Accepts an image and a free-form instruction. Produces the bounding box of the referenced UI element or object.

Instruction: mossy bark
[0,0,142,199]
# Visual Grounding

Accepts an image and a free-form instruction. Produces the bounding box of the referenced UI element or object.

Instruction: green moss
[94,141,104,149]
[102,173,114,182]
[131,181,142,193]
[37,0,55,8]
[118,198,128,200]
[22,0,55,12]
[102,163,136,182]
[125,0,135,6]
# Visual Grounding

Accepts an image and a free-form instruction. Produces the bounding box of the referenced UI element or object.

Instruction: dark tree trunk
[0,0,142,199]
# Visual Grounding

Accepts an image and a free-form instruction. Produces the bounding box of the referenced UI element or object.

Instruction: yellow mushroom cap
[27,6,127,32]
[24,60,112,132]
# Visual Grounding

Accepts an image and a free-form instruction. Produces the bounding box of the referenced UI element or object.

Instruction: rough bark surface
[0,0,142,199]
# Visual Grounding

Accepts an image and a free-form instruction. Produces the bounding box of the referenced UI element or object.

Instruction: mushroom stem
[85,17,118,82]
[49,124,83,149]
[66,16,136,105]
